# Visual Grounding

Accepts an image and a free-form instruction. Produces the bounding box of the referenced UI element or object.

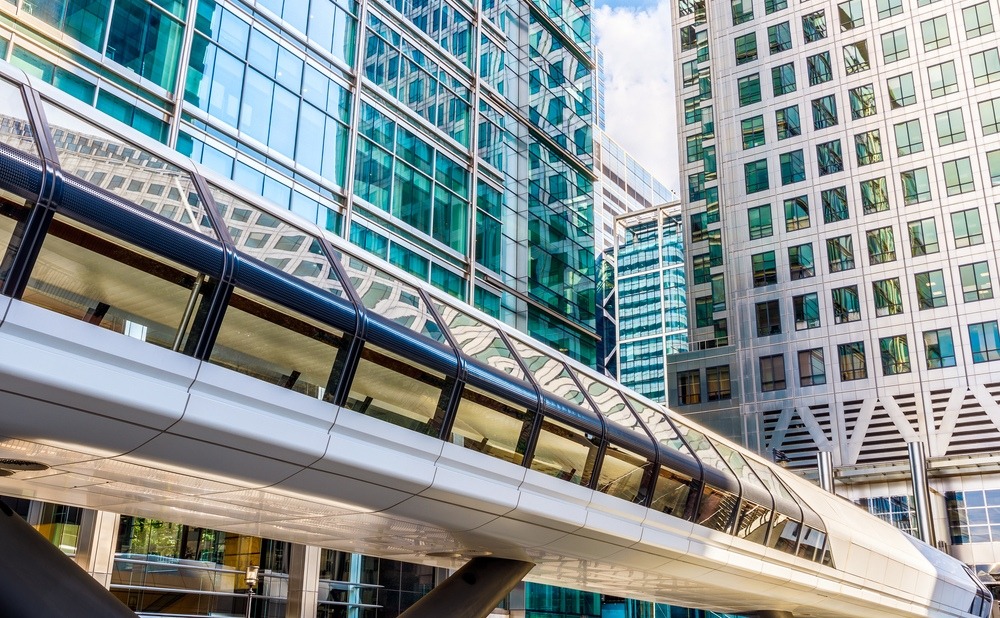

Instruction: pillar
[397,557,534,618]
[74,509,121,588]
[816,450,834,494]
[908,440,936,546]
[285,544,322,618]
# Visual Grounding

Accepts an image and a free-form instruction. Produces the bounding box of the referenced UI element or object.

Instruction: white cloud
[594,0,678,192]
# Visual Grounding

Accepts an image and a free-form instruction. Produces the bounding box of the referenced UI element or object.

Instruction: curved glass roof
[431,302,523,379]
[0,78,39,160]
[506,337,591,408]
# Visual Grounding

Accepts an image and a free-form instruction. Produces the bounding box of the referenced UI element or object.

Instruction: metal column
[397,557,534,618]
[817,451,835,493]
[0,500,137,617]
[908,441,936,546]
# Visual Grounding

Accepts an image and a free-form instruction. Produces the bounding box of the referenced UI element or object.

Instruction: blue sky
[592,0,678,190]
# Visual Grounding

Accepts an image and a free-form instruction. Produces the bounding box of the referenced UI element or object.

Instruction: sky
[593,0,679,193]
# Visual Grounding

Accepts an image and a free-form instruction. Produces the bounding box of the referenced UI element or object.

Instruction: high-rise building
[672,0,1000,566]
[0,0,598,365]
[592,130,677,377]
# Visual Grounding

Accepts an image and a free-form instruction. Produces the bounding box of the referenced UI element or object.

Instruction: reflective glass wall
[0,0,597,365]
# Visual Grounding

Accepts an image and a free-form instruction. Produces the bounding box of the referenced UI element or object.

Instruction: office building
[0,0,598,365]
[593,130,677,378]
[672,0,1000,566]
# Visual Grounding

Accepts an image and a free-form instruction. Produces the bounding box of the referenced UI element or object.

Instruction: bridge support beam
[0,500,137,617]
[398,556,534,618]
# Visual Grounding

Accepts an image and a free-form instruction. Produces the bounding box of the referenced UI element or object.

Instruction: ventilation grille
[845,394,918,464]
[762,404,831,469]
[932,384,1000,456]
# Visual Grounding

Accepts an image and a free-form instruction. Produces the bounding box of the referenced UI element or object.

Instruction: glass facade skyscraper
[0,0,597,364]
[671,0,1000,567]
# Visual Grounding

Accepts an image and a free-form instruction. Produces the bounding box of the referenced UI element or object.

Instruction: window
[822,186,849,222]
[880,335,910,375]
[855,130,883,165]
[873,277,903,316]
[687,136,705,163]
[893,119,924,156]
[766,0,787,14]
[799,349,826,386]
[867,227,896,264]
[971,48,1000,86]
[784,195,809,231]
[860,177,889,214]
[752,251,778,286]
[691,212,709,243]
[682,59,702,87]
[832,285,861,323]
[769,22,792,54]
[921,16,951,51]
[678,369,701,404]
[739,74,762,106]
[964,2,994,39]
[789,243,815,279]
[876,0,902,19]
[749,204,773,239]
[843,41,870,74]
[887,73,916,107]
[827,235,855,272]
[943,157,975,195]
[959,261,993,301]
[794,293,820,329]
[980,97,1000,134]
[816,140,843,175]
[935,108,966,146]
[988,149,1000,186]
[915,269,947,309]
[759,354,786,392]
[706,366,732,401]
[732,0,753,25]
[850,84,877,118]
[693,254,713,284]
[742,116,765,149]
[838,342,867,381]
[952,209,984,247]
[745,159,769,193]
[803,11,828,42]
[901,168,932,204]
[696,296,713,327]
[908,218,939,256]
[772,63,797,96]
[924,328,956,368]
[812,95,838,129]
[928,61,959,98]
[780,151,805,185]
[969,321,1000,363]
[807,52,833,85]
[882,28,910,63]
[756,299,782,336]
[776,105,801,139]
[712,273,725,311]
[839,0,864,31]
[735,33,758,64]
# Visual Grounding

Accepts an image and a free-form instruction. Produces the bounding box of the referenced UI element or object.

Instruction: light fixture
[244,565,259,618]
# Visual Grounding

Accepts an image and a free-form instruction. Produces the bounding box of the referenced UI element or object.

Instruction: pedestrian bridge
[0,63,991,618]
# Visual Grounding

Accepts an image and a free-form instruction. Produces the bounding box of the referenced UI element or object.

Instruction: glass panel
[433,302,524,379]
[597,443,651,502]
[734,500,771,543]
[709,438,770,497]
[575,373,639,429]
[768,515,801,553]
[673,420,738,482]
[743,457,797,504]
[0,77,39,158]
[507,337,591,409]
[211,185,347,297]
[345,344,448,435]
[696,486,740,532]
[628,397,688,453]
[209,289,343,398]
[25,213,206,351]
[0,187,32,287]
[338,254,447,343]
[449,387,533,465]
[530,417,600,486]
[798,526,827,562]
[650,466,694,517]
[42,102,216,239]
